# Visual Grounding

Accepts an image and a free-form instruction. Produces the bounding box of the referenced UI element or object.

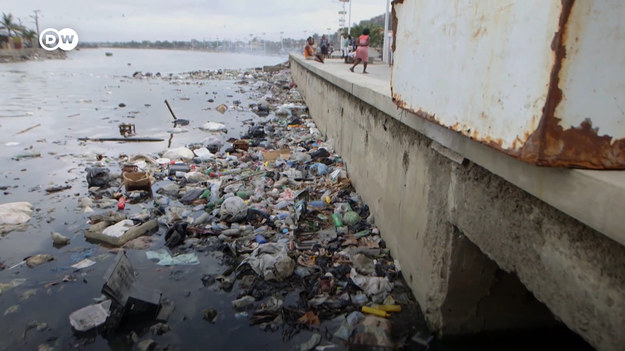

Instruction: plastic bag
[163,147,194,161]
[0,202,32,225]
[238,243,295,281]
[199,121,227,132]
[219,196,247,222]
[86,167,110,187]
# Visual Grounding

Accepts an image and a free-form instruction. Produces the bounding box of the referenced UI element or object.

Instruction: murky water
[0,49,593,351]
[0,48,316,350]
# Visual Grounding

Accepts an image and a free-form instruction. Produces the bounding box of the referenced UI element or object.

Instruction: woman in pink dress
[350,28,370,74]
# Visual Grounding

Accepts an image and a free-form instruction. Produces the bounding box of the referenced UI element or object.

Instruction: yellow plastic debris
[361,306,390,318]
[373,304,402,312]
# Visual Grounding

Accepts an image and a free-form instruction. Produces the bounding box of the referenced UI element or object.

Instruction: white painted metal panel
[392,0,560,149]
[556,0,625,138]
[392,0,625,168]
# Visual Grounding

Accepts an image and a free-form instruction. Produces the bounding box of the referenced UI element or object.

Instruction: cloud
[2,0,388,42]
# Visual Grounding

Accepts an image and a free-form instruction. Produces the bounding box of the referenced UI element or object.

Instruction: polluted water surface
[0,57,429,351]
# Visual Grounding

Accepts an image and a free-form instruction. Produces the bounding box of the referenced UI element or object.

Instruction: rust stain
[518,0,625,169]
[391,1,399,54]
[472,27,486,39]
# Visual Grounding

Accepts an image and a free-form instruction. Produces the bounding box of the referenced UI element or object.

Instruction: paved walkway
[294,54,393,98]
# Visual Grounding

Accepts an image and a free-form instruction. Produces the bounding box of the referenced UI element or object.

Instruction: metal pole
[32,10,41,36]
[33,10,41,48]
[383,0,390,64]
[348,0,352,36]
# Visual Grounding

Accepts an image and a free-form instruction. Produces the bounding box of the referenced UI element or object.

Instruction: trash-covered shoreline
[0,62,431,350]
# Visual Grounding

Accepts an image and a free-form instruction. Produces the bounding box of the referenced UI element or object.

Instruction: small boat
[105,52,113,56]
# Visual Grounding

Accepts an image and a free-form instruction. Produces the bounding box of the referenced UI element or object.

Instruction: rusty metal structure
[391,0,625,169]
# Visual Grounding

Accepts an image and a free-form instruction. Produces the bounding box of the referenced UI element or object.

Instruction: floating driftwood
[78,137,164,142]
[14,123,41,136]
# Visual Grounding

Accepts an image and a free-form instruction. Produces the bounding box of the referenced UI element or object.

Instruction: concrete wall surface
[391,0,625,169]
[290,55,625,351]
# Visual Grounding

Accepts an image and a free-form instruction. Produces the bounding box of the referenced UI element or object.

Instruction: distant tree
[18,27,38,48]
[0,12,19,48]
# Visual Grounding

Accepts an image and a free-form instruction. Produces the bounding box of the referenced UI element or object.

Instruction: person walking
[350,28,370,73]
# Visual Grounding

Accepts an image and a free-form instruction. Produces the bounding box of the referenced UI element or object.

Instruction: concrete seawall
[290,54,625,350]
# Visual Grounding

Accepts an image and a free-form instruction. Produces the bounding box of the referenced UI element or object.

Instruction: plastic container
[85,219,158,246]
[121,164,139,176]
[233,140,249,151]
[123,172,151,191]
[69,300,112,332]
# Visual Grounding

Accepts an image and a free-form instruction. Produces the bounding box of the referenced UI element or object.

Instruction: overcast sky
[3,0,388,42]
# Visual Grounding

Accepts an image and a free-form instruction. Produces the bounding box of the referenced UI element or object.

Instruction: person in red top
[350,28,370,73]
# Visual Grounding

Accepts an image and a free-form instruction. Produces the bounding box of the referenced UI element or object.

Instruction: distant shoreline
[80,46,290,59]
[0,48,67,63]
[80,44,294,57]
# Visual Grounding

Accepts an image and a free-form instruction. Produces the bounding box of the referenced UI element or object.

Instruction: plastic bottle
[210,181,221,203]
[254,234,267,244]
[117,197,126,210]
[308,200,325,208]
[331,213,343,227]
[236,191,250,200]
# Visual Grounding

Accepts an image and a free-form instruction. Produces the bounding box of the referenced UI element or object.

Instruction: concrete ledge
[290,53,625,248]
[291,54,625,350]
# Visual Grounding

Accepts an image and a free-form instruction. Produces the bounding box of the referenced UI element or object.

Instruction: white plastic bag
[199,121,227,132]
[238,243,295,281]
[0,202,32,225]
[163,147,194,161]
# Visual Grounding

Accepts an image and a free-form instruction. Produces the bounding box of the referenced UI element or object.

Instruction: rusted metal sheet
[391,0,625,169]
